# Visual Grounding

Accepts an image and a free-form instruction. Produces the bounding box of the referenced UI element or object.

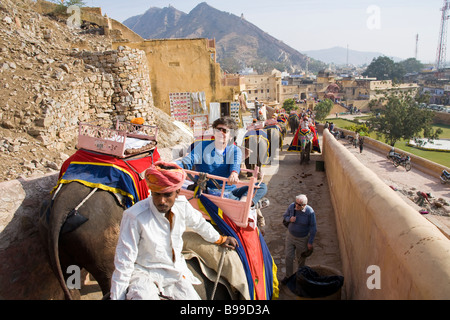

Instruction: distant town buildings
[235,68,421,112]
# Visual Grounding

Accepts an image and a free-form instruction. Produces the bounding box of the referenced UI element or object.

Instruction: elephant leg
[306,142,311,163]
[89,268,113,297]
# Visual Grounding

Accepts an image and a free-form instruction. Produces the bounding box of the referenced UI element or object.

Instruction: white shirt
[110,195,221,300]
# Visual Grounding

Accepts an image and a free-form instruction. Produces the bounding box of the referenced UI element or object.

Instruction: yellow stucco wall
[113,39,234,116]
[322,129,450,299]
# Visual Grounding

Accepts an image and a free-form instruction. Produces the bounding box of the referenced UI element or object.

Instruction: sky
[83,0,447,64]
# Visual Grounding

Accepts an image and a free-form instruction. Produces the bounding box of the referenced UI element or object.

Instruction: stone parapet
[322,129,450,299]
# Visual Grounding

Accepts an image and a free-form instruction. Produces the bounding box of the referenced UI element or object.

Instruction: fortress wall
[322,129,450,299]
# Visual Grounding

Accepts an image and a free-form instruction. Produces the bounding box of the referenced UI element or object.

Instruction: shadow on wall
[0,173,64,300]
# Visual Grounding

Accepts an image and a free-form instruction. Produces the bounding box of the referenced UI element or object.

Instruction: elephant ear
[61,209,89,234]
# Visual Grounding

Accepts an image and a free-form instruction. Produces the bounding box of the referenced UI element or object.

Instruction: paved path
[260,133,343,299]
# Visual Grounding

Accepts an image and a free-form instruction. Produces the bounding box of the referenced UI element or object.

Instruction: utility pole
[435,0,450,71]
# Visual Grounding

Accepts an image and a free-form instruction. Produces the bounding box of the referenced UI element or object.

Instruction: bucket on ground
[283,265,344,300]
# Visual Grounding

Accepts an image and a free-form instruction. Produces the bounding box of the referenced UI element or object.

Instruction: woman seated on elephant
[176,116,269,209]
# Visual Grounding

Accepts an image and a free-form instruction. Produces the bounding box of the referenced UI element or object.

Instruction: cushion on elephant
[182,230,250,300]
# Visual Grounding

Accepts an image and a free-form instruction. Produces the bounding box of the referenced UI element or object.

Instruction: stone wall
[113,39,232,116]
[434,110,450,125]
[72,46,155,123]
[322,129,450,299]
[22,46,155,150]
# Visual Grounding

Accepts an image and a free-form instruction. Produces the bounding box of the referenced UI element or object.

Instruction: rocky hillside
[123,2,326,74]
[0,0,192,182]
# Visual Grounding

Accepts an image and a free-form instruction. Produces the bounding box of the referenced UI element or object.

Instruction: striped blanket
[56,149,160,208]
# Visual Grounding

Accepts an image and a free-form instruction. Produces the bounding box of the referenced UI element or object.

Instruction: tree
[314,99,333,121]
[49,0,86,15]
[367,90,442,146]
[282,99,296,113]
[362,56,405,82]
[398,58,424,74]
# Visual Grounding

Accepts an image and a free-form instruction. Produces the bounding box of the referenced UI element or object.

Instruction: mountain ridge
[303,46,403,66]
[123,2,326,73]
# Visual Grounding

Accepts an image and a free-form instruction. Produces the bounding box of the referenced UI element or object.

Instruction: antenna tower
[415,34,418,60]
[435,0,450,70]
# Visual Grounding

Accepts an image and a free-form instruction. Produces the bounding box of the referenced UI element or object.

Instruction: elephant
[39,181,125,300]
[39,181,239,300]
[298,129,313,164]
[288,114,300,134]
[242,128,269,178]
[264,125,282,159]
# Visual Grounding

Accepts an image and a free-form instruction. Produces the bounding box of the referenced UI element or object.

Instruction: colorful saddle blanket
[196,190,279,300]
[56,149,160,208]
[288,126,321,153]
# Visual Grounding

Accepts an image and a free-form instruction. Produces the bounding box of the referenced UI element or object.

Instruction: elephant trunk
[48,204,73,300]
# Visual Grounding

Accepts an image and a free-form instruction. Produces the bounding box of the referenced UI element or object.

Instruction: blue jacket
[176,139,242,191]
[283,203,317,244]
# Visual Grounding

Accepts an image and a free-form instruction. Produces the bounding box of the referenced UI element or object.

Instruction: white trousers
[126,271,201,300]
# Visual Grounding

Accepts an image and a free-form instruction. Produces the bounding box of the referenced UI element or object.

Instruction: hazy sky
[84,0,446,64]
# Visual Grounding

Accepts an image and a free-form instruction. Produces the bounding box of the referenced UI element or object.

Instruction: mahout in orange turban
[144,161,186,193]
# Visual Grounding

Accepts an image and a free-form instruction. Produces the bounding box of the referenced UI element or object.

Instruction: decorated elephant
[287,127,313,165]
[242,127,269,178]
[38,146,247,300]
[298,129,313,164]
[264,119,284,157]
[39,181,243,300]
[38,181,124,300]
[288,114,300,134]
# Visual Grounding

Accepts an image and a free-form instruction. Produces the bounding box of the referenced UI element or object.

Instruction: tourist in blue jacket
[281,194,317,284]
[176,116,269,209]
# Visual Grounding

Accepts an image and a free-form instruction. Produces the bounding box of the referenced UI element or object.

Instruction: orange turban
[131,117,144,125]
[144,161,186,193]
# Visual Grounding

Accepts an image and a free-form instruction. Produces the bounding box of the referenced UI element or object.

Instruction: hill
[123,2,327,73]
[0,0,192,182]
[303,46,403,66]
